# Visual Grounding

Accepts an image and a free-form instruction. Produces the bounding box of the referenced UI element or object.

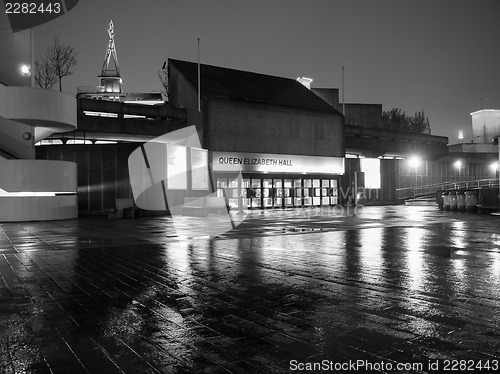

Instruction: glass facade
[215,174,339,209]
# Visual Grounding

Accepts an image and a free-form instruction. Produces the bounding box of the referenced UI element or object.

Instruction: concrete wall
[340,157,498,205]
[0,159,77,221]
[311,88,341,111]
[37,143,211,214]
[4,86,76,131]
[345,125,448,159]
[341,158,397,205]
[344,103,383,129]
[0,84,77,158]
[396,159,497,190]
[206,98,344,157]
[0,116,34,158]
[37,144,135,213]
[167,63,205,147]
[0,83,7,116]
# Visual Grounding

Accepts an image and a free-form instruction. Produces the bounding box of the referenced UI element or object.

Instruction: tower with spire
[98,20,123,95]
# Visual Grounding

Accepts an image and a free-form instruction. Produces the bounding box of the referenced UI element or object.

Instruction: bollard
[465,190,478,212]
[449,191,457,211]
[436,191,444,210]
[442,192,450,211]
[456,191,466,212]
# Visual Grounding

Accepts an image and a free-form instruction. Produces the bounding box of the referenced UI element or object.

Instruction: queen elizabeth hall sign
[212,151,344,174]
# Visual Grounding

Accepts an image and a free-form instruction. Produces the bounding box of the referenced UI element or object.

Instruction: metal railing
[396,178,499,200]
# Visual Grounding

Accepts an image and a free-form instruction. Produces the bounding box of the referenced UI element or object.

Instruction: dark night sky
[1,0,500,143]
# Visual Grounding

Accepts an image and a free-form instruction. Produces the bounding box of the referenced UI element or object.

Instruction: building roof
[169,59,341,114]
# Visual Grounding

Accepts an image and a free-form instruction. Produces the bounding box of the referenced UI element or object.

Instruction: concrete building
[34,56,499,214]
[167,59,345,209]
[471,109,500,144]
[0,83,78,221]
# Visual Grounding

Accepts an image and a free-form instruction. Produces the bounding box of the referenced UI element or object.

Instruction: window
[361,158,381,189]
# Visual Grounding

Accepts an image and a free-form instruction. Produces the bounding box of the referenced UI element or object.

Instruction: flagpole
[197,38,201,113]
[342,66,345,115]
[30,28,35,87]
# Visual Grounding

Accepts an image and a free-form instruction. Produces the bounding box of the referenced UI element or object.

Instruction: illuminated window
[360,158,381,189]
[191,148,209,190]
[166,144,187,189]
[66,139,93,145]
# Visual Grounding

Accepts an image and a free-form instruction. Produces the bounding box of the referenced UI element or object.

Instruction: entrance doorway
[216,176,339,209]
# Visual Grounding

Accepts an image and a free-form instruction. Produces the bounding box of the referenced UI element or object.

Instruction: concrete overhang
[345,125,449,159]
[3,86,76,131]
[448,143,497,154]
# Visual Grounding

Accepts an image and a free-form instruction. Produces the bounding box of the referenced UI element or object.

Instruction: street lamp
[408,156,421,169]
[20,64,31,76]
[454,160,462,187]
[408,156,421,197]
[490,161,499,172]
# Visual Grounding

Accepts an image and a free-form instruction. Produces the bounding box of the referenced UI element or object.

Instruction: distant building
[470,109,500,144]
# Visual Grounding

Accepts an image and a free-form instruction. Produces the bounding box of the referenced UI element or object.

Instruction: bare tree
[34,54,58,89]
[47,36,78,92]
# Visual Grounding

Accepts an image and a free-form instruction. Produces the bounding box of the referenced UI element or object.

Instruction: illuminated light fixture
[454,160,462,169]
[458,130,464,142]
[123,114,147,119]
[123,100,165,106]
[83,111,118,118]
[0,188,75,197]
[408,156,421,168]
[490,162,499,172]
[20,64,30,76]
[297,77,313,90]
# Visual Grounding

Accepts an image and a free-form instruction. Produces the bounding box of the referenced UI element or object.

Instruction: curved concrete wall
[0,159,77,221]
[0,195,78,222]
[0,84,77,155]
[0,84,78,221]
[3,86,76,130]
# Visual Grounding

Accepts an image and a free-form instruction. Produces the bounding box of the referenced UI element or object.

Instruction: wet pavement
[1,205,499,373]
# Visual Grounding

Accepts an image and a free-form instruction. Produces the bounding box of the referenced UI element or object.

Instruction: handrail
[396,178,499,200]
[396,178,498,192]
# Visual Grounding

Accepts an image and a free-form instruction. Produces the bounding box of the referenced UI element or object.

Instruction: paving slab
[0,206,499,373]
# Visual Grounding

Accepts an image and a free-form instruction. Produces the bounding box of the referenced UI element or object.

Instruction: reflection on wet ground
[0,206,499,373]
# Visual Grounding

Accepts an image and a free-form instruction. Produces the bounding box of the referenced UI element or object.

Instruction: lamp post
[19,29,34,87]
[454,160,462,188]
[491,162,499,179]
[408,156,421,198]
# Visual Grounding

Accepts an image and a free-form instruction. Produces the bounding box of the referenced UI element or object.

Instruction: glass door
[293,179,302,207]
[228,178,239,208]
[263,179,273,208]
[284,179,293,207]
[273,179,283,208]
[242,178,251,208]
[330,179,338,205]
[251,179,262,208]
[313,179,321,206]
[216,178,228,198]
[321,179,329,205]
[303,179,312,206]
